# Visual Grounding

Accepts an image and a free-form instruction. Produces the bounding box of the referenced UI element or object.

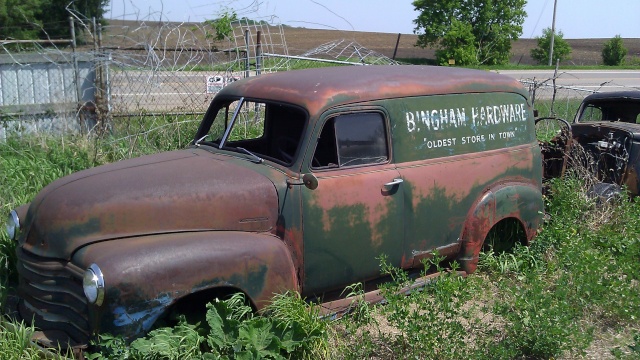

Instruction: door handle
[383,178,404,190]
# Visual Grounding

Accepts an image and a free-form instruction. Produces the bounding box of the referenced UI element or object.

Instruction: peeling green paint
[302,177,404,294]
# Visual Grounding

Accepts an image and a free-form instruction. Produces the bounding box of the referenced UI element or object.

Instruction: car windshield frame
[193,96,309,167]
[577,99,640,124]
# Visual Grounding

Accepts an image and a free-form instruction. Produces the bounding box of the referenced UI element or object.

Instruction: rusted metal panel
[22,149,278,259]
[318,270,468,318]
[72,231,298,339]
[16,248,88,345]
[388,92,534,162]
[301,163,404,295]
[397,146,542,269]
[218,65,529,118]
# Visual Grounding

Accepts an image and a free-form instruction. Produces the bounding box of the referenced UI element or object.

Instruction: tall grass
[0,320,71,360]
[534,97,583,119]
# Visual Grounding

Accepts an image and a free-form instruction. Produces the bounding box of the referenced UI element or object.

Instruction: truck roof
[582,91,640,102]
[217,65,529,115]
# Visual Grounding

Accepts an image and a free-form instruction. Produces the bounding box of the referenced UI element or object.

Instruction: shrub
[628,56,640,67]
[602,35,628,66]
[530,27,572,65]
[86,292,329,360]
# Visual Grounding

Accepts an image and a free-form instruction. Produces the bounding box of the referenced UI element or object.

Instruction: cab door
[301,110,404,295]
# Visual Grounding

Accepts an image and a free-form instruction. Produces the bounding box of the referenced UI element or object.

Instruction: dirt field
[105,19,640,66]
[281,27,640,65]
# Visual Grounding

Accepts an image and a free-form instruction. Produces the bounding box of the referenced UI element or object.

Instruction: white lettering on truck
[407,103,527,133]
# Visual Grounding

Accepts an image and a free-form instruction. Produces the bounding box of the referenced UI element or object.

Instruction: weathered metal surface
[295,88,540,292]
[22,148,278,259]
[72,231,297,339]
[301,163,404,294]
[218,65,529,118]
[398,148,542,273]
[390,92,534,161]
[16,248,88,345]
[318,270,468,318]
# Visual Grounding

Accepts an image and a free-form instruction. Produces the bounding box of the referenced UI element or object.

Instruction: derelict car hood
[573,122,640,140]
[21,149,278,260]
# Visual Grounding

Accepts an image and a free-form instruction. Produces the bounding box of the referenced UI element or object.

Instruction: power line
[529,0,549,38]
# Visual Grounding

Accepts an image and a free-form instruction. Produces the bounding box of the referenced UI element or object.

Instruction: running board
[318,270,468,319]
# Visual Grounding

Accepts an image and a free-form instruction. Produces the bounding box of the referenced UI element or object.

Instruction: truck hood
[21,149,279,260]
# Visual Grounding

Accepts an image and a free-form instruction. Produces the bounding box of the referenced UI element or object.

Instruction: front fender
[71,231,298,339]
[459,182,543,273]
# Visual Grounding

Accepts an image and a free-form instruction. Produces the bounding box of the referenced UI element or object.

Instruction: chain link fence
[0,50,98,140]
[0,15,635,142]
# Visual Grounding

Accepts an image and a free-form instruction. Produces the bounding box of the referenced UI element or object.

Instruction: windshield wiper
[236,147,264,164]
[194,134,208,146]
[194,135,220,148]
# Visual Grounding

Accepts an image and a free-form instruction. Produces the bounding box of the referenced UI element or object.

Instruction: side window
[312,112,388,169]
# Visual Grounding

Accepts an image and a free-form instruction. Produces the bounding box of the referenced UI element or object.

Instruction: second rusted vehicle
[538,91,640,195]
[5,65,543,350]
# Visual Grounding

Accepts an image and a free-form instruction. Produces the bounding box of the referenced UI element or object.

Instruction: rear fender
[458,183,543,273]
[72,231,298,339]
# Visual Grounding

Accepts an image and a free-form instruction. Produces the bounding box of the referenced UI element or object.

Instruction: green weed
[0,320,71,359]
[86,292,328,360]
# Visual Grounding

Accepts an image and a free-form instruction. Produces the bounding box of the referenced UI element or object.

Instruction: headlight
[83,264,105,306]
[6,210,20,241]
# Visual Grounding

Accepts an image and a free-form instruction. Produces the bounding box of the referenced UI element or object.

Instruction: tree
[39,0,110,40]
[412,0,526,66]
[434,19,477,66]
[204,11,239,42]
[1,0,108,42]
[0,0,42,40]
[530,28,572,65]
[602,35,627,66]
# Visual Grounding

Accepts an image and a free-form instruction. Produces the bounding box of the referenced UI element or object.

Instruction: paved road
[495,70,640,93]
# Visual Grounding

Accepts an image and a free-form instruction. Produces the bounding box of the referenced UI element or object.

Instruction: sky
[108,0,640,39]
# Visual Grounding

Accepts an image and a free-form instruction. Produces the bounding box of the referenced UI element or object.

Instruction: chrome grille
[16,249,90,345]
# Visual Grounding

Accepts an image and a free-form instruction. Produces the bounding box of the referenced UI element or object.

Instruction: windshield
[578,100,640,123]
[196,98,307,165]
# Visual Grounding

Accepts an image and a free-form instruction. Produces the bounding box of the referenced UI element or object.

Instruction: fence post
[69,17,83,132]
[91,17,103,134]
[392,33,401,60]
[105,51,112,122]
[256,31,262,76]
[551,59,560,116]
[244,29,250,79]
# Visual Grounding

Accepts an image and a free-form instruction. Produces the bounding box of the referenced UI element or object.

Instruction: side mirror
[302,173,319,190]
[286,173,319,190]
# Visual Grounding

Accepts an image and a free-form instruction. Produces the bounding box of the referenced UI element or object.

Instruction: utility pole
[548,0,558,66]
